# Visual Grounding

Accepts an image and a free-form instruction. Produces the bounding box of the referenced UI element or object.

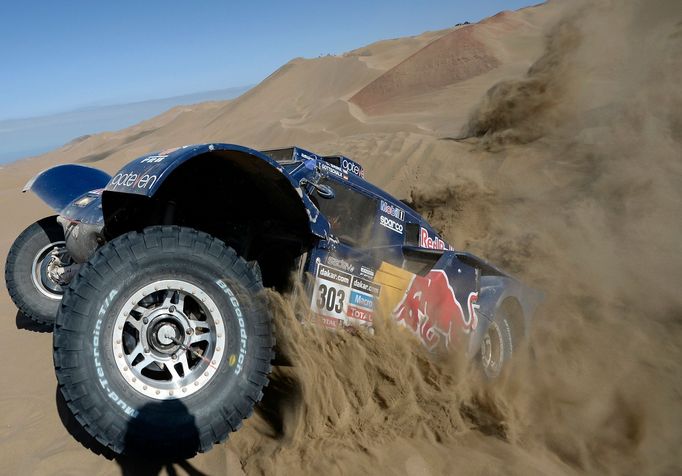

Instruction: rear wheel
[5,216,69,325]
[480,308,514,379]
[54,226,274,456]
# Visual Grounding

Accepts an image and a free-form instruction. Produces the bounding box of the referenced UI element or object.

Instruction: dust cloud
[227,1,682,475]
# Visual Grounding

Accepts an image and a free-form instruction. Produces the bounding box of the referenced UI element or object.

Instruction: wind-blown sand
[1,1,681,474]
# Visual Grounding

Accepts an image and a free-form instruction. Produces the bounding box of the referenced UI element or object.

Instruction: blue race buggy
[5,143,540,455]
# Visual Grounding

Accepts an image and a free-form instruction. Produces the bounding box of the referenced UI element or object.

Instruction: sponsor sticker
[380,200,405,221]
[311,260,379,330]
[326,255,355,274]
[350,290,374,310]
[360,265,375,280]
[318,315,342,329]
[419,227,454,251]
[319,161,348,180]
[317,264,351,286]
[109,171,158,190]
[341,158,364,178]
[346,305,373,323]
[312,262,350,322]
[351,276,381,296]
[380,215,404,234]
[140,154,167,164]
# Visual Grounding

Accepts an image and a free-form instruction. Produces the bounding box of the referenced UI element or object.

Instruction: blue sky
[0,0,535,120]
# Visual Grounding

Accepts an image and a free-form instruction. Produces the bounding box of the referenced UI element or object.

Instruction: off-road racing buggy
[5,143,540,456]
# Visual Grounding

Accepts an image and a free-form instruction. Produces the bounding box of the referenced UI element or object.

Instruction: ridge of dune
[349,24,501,113]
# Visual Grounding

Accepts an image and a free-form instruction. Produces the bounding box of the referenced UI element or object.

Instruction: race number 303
[317,283,345,313]
[313,263,352,321]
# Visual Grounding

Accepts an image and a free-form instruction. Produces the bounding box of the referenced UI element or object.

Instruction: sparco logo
[380,200,405,221]
[380,215,403,234]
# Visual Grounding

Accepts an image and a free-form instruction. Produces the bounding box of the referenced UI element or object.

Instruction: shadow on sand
[55,388,208,475]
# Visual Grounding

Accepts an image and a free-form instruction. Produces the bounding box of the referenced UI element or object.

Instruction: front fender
[23,164,111,212]
[467,275,543,357]
[103,143,328,238]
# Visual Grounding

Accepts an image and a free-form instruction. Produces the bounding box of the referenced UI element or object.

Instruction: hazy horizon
[0,85,251,164]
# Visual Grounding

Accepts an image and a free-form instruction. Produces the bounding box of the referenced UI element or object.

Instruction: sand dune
[349,24,501,113]
[1,0,681,474]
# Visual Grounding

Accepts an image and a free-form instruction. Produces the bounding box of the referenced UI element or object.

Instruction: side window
[315,180,376,246]
[404,223,420,247]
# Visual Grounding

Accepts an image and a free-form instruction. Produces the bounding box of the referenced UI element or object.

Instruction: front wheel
[5,216,69,325]
[54,226,274,456]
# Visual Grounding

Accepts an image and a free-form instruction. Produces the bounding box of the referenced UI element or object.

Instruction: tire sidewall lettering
[215,279,248,375]
[90,287,141,418]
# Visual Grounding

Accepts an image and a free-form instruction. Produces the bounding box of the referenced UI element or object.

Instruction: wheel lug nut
[144,347,150,353]
[169,306,176,313]
[172,354,177,360]
[186,328,193,335]
[143,317,149,324]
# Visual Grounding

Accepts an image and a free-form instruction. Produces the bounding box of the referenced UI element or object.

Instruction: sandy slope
[1,0,681,474]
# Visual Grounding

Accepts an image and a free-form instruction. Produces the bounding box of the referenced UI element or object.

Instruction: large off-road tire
[5,216,67,325]
[54,226,274,456]
[479,306,515,379]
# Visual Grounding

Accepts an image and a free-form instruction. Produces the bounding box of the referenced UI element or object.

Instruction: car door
[306,178,405,330]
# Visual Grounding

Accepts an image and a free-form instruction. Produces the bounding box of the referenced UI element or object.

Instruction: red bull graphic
[311,258,478,349]
[394,270,478,350]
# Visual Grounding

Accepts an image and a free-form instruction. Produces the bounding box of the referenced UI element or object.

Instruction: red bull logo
[419,227,454,251]
[394,270,478,350]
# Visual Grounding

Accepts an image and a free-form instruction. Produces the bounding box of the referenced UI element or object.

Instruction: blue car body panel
[24,143,540,355]
[103,143,332,238]
[23,164,111,213]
